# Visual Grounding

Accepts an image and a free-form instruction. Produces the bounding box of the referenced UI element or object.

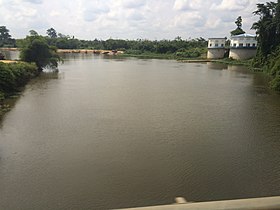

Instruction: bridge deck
[116,196,280,210]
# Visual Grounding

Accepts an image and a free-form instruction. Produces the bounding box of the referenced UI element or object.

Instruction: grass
[212,58,252,66]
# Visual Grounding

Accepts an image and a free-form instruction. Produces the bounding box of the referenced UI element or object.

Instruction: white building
[229,34,257,60]
[207,38,226,59]
[208,38,226,48]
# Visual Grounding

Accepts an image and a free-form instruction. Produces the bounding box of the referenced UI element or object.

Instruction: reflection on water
[0,54,280,210]
[207,62,228,70]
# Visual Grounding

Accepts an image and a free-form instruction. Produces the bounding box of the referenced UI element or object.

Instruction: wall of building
[229,48,257,60]
[208,39,226,48]
[207,48,225,59]
[230,37,257,48]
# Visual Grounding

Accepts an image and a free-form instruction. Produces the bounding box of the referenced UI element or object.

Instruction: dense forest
[21,32,208,58]
[1,26,208,59]
[252,0,280,90]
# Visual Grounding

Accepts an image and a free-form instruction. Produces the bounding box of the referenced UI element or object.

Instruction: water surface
[1,54,280,209]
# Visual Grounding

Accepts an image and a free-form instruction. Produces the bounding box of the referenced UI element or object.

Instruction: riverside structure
[229,34,257,60]
[207,38,226,59]
[207,34,257,60]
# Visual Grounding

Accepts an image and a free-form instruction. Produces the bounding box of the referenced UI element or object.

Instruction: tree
[47,28,57,38]
[0,26,15,47]
[235,16,243,29]
[251,0,280,90]
[230,16,246,36]
[274,0,280,45]
[29,30,39,36]
[19,33,61,71]
[251,2,278,59]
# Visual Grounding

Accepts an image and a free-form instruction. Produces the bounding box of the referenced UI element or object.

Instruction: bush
[0,62,16,92]
[270,76,280,91]
[0,90,4,101]
[176,48,203,58]
[125,49,143,55]
[0,62,37,93]
[8,62,37,86]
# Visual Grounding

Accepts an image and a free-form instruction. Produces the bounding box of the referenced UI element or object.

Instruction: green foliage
[19,33,61,71]
[231,16,246,36]
[9,62,38,86]
[46,28,57,38]
[0,26,16,47]
[251,1,280,90]
[0,62,37,93]
[0,63,15,92]
[270,75,280,91]
[235,16,243,28]
[0,62,36,117]
[24,28,207,55]
[0,91,4,101]
[176,48,204,58]
[214,57,253,66]
[252,2,278,62]
[230,28,246,36]
[123,38,207,57]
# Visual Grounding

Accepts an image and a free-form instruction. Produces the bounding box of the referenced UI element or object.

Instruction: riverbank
[0,62,37,118]
[211,58,252,66]
[118,52,208,60]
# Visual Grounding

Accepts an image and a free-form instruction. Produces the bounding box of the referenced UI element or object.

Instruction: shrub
[0,62,37,93]
[270,76,280,91]
[0,62,16,92]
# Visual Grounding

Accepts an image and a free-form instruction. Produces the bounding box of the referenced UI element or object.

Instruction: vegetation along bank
[0,62,37,117]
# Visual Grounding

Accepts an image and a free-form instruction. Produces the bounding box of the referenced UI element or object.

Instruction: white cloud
[173,0,203,11]
[0,0,266,40]
[173,12,204,27]
[211,0,250,11]
[121,0,146,9]
[22,0,43,4]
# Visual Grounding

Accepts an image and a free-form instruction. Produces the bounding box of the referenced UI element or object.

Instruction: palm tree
[251,2,278,59]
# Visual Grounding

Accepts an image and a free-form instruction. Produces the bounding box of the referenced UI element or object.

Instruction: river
[0,53,280,209]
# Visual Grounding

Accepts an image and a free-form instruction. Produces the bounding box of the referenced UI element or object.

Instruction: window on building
[246,43,250,47]
[239,43,243,47]
[215,44,218,47]
[209,44,212,47]
[253,43,256,47]
[221,44,224,47]
[233,43,237,47]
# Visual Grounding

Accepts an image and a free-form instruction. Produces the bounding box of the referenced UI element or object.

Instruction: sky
[0,0,266,40]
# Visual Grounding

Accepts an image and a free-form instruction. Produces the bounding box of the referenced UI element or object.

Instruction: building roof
[231,33,256,38]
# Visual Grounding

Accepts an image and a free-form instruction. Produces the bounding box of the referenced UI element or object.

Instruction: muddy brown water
[1,54,280,209]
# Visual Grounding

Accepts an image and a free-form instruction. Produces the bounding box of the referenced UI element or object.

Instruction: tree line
[251,0,280,90]
[0,26,208,58]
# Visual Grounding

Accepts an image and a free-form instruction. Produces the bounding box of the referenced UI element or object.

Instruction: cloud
[173,0,203,11]
[0,0,265,40]
[127,12,145,21]
[22,0,43,4]
[121,0,146,9]
[211,0,250,11]
[173,11,205,28]
[80,0,110,22]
